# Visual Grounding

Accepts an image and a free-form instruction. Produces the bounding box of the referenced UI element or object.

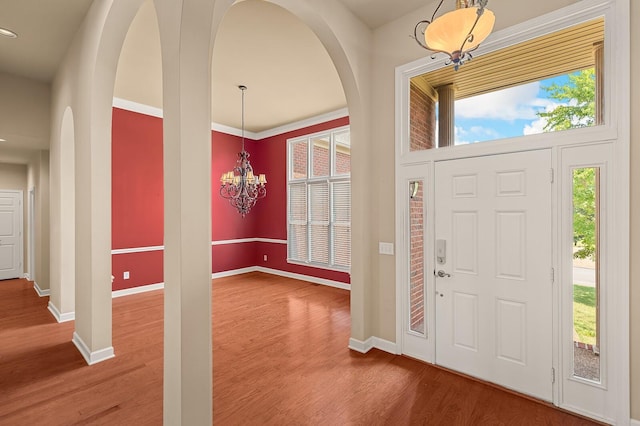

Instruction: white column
[154,0,217,423]
[437,84,455,148]
[49,108,75,323]
[73,100,114,365]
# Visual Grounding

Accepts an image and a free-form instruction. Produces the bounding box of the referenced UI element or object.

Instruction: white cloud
[454,125,491,145]
[523,118,548,135]
[522,100,561,135]
[455,82,554,121]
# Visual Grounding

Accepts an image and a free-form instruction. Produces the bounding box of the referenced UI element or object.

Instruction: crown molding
[113,97,347,141]
[113,97,163,118]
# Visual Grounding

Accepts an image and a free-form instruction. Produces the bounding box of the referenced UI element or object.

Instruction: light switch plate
[379,242,394,256]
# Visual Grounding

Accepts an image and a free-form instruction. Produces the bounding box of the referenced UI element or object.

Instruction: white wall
[0,73,50,152]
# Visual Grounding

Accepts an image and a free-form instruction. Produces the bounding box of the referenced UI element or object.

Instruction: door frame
[28,187,35,281]
[394,0,629,423]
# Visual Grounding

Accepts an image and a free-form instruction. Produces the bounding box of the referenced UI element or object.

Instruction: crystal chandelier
[413,0,495,70]
[219,85,267,217]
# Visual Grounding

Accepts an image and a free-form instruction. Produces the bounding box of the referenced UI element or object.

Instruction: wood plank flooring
[0,273,599,425]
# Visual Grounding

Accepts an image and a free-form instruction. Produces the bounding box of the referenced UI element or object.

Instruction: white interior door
[434,150,553,401]
[0,191,23,280]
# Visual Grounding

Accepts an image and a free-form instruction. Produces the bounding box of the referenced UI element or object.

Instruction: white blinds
[309,182,329,264]
[332,181,351,268]
[288,182,308,261]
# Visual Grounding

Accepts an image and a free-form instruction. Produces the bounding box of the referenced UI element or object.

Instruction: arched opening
[112,0,164,295]
[83,0,367,421]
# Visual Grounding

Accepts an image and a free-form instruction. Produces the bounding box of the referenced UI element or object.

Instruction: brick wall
[336,150,350,174]
[409,181,425,333]
[410,82,436,151]
[292,142,307,179]
[312,142,330,176]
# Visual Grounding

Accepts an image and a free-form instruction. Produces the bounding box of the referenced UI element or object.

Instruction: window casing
[287,126,350,271]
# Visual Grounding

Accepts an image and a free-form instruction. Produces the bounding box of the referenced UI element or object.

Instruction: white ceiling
[114,0,350,132]
[0,0,430,132]
[0,0,95,82]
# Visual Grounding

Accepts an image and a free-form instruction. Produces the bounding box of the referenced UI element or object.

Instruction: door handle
[436,270,451,278]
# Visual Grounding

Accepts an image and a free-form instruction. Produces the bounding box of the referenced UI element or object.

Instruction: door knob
[437,270,451,278]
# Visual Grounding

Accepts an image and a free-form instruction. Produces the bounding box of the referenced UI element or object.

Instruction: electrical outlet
[263,254,268,261]
[123,271,130,280]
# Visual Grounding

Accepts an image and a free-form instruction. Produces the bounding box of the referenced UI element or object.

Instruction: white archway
[50,0,371,422]
[263,0,372,345]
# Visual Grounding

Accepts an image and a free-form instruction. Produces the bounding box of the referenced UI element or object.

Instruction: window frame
[286,125,351,272]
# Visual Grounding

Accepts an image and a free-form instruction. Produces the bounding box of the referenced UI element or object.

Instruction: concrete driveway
[573,266,595,286]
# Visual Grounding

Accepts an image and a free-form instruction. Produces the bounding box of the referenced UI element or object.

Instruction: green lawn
[573,284,596,345]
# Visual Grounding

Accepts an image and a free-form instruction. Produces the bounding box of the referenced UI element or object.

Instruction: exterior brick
[410,82,436,151]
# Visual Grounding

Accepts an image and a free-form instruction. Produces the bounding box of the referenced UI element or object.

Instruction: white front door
[434,150,553,401]
[0,191,23,280]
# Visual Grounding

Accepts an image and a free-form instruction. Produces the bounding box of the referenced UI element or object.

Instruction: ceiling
[0,0,431,137]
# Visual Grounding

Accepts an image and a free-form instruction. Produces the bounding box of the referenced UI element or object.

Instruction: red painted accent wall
[211,131,258,240]
[112,107,350,290]
[112,108,164,249]
[112,251,164,291]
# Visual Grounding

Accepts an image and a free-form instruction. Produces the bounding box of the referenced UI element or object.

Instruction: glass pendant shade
[414,0,496,69]
[424,8,495,55]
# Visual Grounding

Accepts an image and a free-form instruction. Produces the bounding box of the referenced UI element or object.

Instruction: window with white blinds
[287,126,351,271]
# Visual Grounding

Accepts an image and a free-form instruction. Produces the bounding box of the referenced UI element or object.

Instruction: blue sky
[452,74,572,145]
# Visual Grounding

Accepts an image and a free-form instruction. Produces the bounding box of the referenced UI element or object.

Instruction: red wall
[211,131,259,240]
[112,107,350,290]
[111,108,164,291]
[112,108,164,249]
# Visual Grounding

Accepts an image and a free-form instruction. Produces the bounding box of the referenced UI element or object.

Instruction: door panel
[0,192,22,280]
[435,150,552,401]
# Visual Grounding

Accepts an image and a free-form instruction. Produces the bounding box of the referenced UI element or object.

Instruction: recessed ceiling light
[0,27,18,39]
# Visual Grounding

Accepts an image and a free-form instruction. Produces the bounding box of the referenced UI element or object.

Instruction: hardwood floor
[0,273,598,425]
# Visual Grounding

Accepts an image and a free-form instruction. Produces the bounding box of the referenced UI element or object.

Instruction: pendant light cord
[240,85,246,152]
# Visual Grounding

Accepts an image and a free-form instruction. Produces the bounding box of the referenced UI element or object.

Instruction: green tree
[538,68,597,260]
[538,68,595,131]
[572,168,597,260]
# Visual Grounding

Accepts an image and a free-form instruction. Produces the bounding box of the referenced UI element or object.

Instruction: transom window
[287,126,351,271]
[409,18,604,150]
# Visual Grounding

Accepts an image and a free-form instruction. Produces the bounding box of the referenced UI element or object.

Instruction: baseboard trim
[23,273,30,280]
[630,419,640,426]
[33,282,50,297]
[72,332,115,365]
[212,267,257,279]
[112,282,164,298]
[47,301,75,323]
[255,266,350,290]
[371,337,400,355]
[348,336,398,355]
[348,337,374,353]
[108,267,349,298]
